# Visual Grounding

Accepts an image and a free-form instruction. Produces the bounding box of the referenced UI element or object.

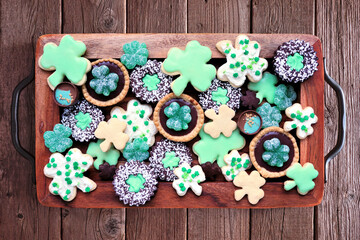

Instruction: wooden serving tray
[35,34,324,208]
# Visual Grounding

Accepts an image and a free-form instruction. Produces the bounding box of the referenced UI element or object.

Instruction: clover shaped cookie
[86,140,120,170]
[43,124,73,153]
[233,170,266,205]
[39,35,91,90]
[283,103,318,139]
[222,150,251,181]
[162,40,216,96]
[204,105,237,138]
[94,118,129,152]
[256,103,282,128]
[172,163,206,196]
[164,102,192,131]
[216,35,268,88]
[120,41,149,69]
[248,72,278,104]
[262,138,290,167]
[110,99,158,146]
[123,138,150,162]
[273,84,297,110]
[193,128,246,167]
[89,65,119,96]
[43,148,96,201]
[284,163,318,195]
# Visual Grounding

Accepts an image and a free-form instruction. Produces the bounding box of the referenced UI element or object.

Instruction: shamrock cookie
[39,35,91,90]
[110,99,158,146]
[233,171,266,205]
[94,118,129,152]
[249,127,299,178]
[113,161,157,206]
[162,40,216,96]
[204,105,237,138]
[248,72,278,104]
[86,140,120,170]
[216,35,268,88]
[154,93,204,142]
[130,60,172,103]
[123,138,150,162]
[200,162,222,181]
[43,124,73,153]
[193,127,246,167]
[273,84,297,111]
[241,90,260,110]
[283,103,318,139]
[172,163,206,196]
[149,139,193,181]
[198,78,242,113]
[222,150,251,181]
[284,163,319,195]
[98,162,117,180]
[43,148,96,201]
[120,41,149,69]
[82,58,130,107]
[61,99,105,142]
[256,103,282,128]
[274,39,318,83]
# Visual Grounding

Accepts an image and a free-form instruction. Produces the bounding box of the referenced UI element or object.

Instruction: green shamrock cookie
[248,72,278,104]
[164,102,192,131]
[75,112,92,130]
[142,74,160,91]
[256,103,282,128]
[193,128,246,167]
[162,40,216,96]
[284,163,318,195]
[89,65,119,96]
[262,138,290,167]
[120,41,149,69]
[86,140,120,170]
[211,87,229,105]
[126,174,146,193]
[274,84,297,110]
[287,53,304,71]
[123,138,150,162]
[162,152,180,170]
[43,124,73,153]
[39,35,91,90]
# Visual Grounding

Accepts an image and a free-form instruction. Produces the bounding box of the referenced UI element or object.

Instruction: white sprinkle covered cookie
[110,99,158,146]
[172,163,206,196]
[43,148,96,201]
[216,35,268,88]
[283,103,318,139]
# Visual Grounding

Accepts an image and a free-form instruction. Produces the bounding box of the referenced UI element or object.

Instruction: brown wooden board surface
[2,0,359,239]
[35,33,324,208]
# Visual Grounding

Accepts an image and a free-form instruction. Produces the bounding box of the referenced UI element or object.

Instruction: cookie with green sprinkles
[221,150,252,181]
[113,161,158,206]
[172,163,206,196]
[43,148,97,202]
[110,99,158,146]
[216,34,268,88]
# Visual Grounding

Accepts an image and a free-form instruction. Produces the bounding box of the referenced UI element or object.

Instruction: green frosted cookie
[248,72,278,104]
[89,65,119,96]
[284,163,318,195]
[86,139,120,170]
[164,102,192,131]
[123,138,150,162]
[256,103,282,128]
[262,138,290,167]
[43,124,73,153]
[120,41,149,69]
[274,84,297,110]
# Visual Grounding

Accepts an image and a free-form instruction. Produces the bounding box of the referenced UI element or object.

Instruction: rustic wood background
[1,0,358,239]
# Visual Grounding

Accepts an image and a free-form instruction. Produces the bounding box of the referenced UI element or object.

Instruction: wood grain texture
[61,1,126,239]
[187,3,250,239]
[187,0,251,33]
[126,0,187,33]
[316,0,360,239]
[0,0,61,239]
[251,1,316,239]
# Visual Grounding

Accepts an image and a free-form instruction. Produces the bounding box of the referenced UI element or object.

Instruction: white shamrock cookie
[216,35,268,88]
[172,163,206,196]
[110,99,158,146]
[283,103,318,139]
[43,148,97,201]
[221,150,252,181]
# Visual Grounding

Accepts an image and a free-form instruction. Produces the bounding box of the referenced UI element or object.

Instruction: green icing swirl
[162,152,180,170]
[126,174,146,193]
[211,87,229,105]
[142,74,160,91]
[75,112,92,130]
[286,53,304,71]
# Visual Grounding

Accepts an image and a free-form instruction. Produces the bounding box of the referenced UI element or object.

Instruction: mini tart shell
[154,93,204,142]
[82,58,130,107]
[249,126,299,178]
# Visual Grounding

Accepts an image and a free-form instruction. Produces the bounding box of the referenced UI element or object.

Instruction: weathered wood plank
[0,0,62,239]
[187,1,250,239]
[61,0,126,239]
[125,1,187,239]
[316,0,360,239]
[126,0,187,33]
[251,1,316,239]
